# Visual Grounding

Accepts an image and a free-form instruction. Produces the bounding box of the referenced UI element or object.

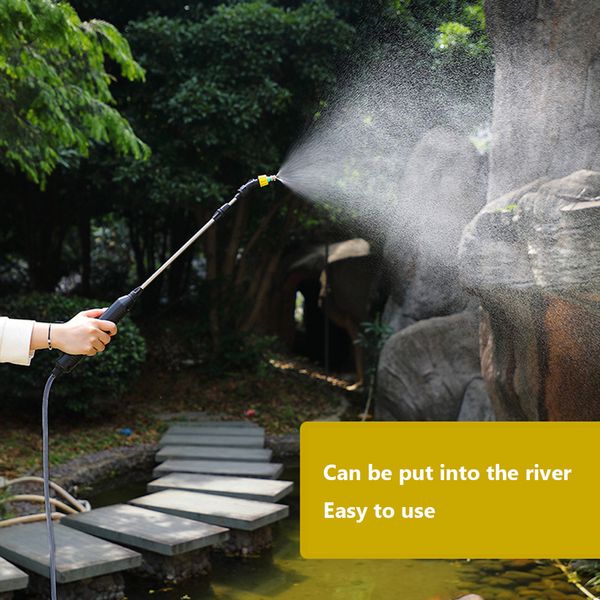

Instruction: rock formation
[377,127,493,421]
[460,169,600,420]
[378,310,493,421]
[383,127,486,331]
[485,0,600,200]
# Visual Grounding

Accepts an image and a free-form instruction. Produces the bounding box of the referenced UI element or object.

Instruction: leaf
[0,0,148,184]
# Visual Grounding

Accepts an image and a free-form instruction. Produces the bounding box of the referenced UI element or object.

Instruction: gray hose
[42,373,58,600]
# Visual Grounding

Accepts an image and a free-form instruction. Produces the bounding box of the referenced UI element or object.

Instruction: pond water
[89,464,575,600]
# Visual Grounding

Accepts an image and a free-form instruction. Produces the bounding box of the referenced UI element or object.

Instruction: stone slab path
[63,504,229,557]
[156,446,272,463]
[158,434,264,448]
[154,459,284,479]
[0,523,141,584]
[148,473,293,503]
[167,426,264,438]
[0,557,28,594]
[130,490,289,531]
[167,421,260,428]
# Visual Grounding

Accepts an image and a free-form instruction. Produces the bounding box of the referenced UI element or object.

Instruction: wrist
[50,323,66,352]
[30,322,50,352]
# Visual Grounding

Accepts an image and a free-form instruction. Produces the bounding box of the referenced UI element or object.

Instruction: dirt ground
[0,352,351,479]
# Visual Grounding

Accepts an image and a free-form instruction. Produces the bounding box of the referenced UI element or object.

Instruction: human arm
[0,309,117,367]
[31,309,118,357]
[0,317,36,366]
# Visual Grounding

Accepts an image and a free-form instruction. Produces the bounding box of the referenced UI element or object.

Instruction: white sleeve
[0,317,36,366]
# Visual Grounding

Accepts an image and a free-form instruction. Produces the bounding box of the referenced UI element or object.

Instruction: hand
[52,309,118,356]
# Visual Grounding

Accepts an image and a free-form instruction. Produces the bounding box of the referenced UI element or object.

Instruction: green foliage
[0,293,146,413]
[463,2,486,30]
[436,21,472,50]
[434,2,489,57]
[80,0,357,325]
[495,202,518,213]
[0,0,495,347]
[0,486,15,520]
[389,0,490,65]
[90,215,135,296]
[211,333,277,376]
[0,0,149,185]
[581,561,600,590]
[355,315,393,380]
[355,314,393,419]
[111,0,354,210]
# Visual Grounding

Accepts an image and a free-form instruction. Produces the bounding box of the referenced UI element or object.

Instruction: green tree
[0,0,493,348]
[0,0,149,185]
[101,0,355,343]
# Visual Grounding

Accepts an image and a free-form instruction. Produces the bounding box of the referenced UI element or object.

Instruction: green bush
[210,333,277,376]
[0,293,146,413]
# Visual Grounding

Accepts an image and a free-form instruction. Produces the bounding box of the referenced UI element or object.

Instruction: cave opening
[291,277,354,373]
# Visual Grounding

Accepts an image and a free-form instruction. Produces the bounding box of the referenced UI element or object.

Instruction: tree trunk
[242,251,283,332]
[241,199,297,331]
[20,191,67,292]
[128,217,146,284]
[234,201,280,286]
[222,199,248,279]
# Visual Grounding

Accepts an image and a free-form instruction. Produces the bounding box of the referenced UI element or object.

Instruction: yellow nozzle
[258,174,277,187]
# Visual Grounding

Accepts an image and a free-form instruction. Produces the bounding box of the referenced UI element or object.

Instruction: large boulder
[376,310,494,421]
[377,127,491,421]
[459,169,600,420]
[383,127,487,331]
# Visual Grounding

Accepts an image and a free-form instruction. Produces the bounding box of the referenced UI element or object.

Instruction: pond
[89,463,576,600]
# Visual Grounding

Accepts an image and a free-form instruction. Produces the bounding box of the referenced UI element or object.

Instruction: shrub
[90,216,136,298]
[210,333,278,376]
[0,293,146,413]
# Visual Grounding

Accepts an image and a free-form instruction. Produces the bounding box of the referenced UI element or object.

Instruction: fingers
[97,330,111,345]
[92,319,118,336]
[91,338,105,353]
[84,324,113,355]
[70,308,117,356]
[87,335,107,355]
[91,326,112,351]
[81,308,107,319]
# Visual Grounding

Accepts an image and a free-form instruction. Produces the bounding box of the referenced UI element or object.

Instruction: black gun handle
[52,287,143,377]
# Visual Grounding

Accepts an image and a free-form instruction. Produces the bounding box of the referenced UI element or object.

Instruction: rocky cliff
[459,169,600,420]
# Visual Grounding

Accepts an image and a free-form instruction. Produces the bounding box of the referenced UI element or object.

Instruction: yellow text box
[300,422,600,558]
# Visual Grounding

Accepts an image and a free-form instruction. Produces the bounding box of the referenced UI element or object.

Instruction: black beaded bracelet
[48,323,52,350]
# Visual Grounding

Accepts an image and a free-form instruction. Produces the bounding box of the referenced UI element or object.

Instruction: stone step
[0,523,141,584]
[148,473,294,503]
[130,490,289,531]
[63,504,229,557]
[167,421,260,428]
[0,557,28,594]
[158,434,264,448]
[156,446,272,463]
[167,426,264,438]
[154,459,283,480]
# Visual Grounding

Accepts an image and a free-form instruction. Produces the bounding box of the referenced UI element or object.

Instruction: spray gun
[41,174,278,600]
[51,174,278,378]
